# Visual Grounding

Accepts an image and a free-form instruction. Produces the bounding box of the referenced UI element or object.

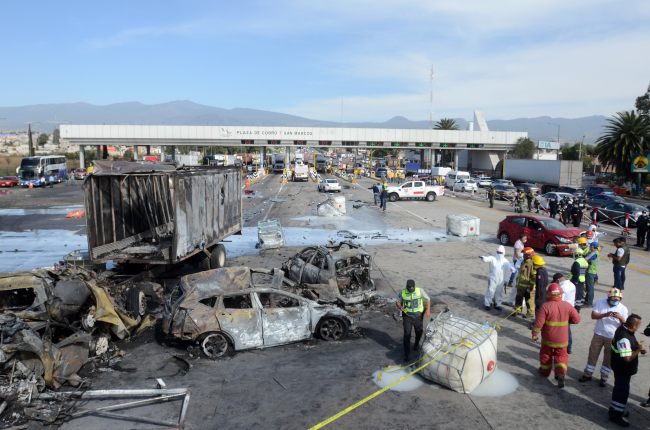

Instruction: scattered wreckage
[163,267,356,358]
[280,241,376,305]
[0,267,160,427]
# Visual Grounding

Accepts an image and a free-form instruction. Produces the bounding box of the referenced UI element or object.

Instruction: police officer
[549,194,558,219]
[396,280,431,361]
[488,186,496,208]
[636,210,648,247]
[571,200,583,228]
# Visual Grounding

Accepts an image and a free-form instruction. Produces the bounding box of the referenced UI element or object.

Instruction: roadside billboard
[538,141,560,150]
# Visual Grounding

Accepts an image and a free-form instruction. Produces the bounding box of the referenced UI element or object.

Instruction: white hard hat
[497,245,505,254]
[589,225,597,231]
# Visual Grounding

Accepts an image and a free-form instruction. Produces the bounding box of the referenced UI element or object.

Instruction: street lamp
[580,135,585,160]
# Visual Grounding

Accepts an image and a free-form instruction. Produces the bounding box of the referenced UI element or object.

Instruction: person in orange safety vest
[532,283,581,388]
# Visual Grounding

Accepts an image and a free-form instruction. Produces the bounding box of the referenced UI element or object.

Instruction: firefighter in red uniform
[532,283,581,388]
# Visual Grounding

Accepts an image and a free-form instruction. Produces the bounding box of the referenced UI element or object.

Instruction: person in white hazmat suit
[480,245,513,311]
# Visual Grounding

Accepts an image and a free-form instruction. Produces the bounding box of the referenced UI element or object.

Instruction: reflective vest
[587,250,600,274]
[575,257,588,283]
[401,288,424,314]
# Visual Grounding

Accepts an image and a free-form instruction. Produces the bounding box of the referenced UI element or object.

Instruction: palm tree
[595,111,650,179]
[434,118,459,130]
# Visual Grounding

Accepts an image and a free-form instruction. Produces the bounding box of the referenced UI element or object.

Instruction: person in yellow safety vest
[387,170,394,183]
[571,242,589,310]
[396,280,431,361]
[515,247,536,317]
[382,181,388,190]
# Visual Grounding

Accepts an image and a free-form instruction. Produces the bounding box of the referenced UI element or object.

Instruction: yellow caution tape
[308,341,472,430]
[309,308,523,430]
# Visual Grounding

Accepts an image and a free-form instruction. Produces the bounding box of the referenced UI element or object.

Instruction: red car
[74,168,88,180]
[0,176,19,187]
[497,215,581,256]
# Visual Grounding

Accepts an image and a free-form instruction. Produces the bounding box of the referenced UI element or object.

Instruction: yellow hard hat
[532,255,546,266]
[577,237,588,245]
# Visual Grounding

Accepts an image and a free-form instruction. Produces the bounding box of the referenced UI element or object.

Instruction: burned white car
[280,242,375,305]
[162,267,356,358]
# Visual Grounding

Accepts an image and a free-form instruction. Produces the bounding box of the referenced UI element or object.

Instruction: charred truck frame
[83,161,242,270]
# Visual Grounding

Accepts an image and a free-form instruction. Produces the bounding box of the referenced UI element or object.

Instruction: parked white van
[444,171,471,188]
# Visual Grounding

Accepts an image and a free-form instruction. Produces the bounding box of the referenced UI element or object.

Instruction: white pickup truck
[386,180,444,202]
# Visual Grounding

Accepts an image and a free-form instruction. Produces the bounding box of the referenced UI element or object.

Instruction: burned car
[280,241,375,305]
[163,267,356,358]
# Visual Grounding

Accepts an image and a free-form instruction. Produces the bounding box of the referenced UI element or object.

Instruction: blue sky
[3,1,650,121]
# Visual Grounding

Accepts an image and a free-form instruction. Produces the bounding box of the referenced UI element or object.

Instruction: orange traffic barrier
[66,210,86,218]
[29,182,33,189]
[245,179,250,188]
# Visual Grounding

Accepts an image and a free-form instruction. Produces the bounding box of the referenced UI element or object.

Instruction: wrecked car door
[256,292,311,345]
[215,292,263,350]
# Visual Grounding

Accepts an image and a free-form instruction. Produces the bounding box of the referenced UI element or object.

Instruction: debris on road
[257,219,286,250]
[0,266,161,428]
[65,209,85,218]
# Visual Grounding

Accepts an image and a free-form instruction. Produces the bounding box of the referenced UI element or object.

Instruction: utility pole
[548,122,560,145]
[579,135,585,160]
[429,66,434,130]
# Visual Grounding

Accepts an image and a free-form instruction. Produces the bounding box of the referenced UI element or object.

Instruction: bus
[18,156,68,186]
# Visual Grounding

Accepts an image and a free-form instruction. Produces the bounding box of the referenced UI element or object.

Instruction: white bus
[18,155,68,186]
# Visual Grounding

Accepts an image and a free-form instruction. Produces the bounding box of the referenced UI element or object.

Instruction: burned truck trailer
[83,161,242,269]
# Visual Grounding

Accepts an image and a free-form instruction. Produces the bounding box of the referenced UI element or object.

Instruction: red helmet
[586,230,594,238]
[547,283,563,298]
[523,247,535,257]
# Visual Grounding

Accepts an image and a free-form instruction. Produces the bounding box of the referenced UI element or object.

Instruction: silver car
[318,178,342,193]
[162,267,355,358]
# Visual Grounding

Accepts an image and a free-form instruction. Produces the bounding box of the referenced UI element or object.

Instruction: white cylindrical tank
[328,195,346,214]
[418,313,497,393]
[446,214,480,237]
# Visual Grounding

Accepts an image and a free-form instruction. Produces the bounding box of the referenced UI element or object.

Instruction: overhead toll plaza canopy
[61,124,527,150]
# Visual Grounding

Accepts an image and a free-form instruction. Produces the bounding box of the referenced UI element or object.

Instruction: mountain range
[0,100,610,144]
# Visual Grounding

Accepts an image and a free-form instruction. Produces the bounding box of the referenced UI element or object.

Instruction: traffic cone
[245,179,250,188]
[29,182,33,189]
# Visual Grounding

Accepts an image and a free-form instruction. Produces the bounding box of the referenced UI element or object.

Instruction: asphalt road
[4,175,650,429]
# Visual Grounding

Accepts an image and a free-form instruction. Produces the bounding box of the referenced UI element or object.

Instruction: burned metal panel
[0,271,53,320]
[216,307,264,349]
[256,292,311,345]
[171,167,242,262]
[179,267,253,305]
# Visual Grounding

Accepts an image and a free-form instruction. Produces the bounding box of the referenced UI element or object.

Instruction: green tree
[595,111,650,180]
[434,118,459,130]
[53,128,60,144]
[635,83,650,116]
[510,137,536,159]
[123,149,133,159]
[37,133,48,146]
[582,155,594,170]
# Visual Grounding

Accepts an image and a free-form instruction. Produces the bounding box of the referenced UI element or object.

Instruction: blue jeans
[613,266,625,290]
[374,193,379,204]
[381,198,387,210]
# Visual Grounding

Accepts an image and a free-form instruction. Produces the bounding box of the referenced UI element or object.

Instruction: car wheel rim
[138,291,146,316]
[320,319,344,340]
[546,243,553,254]
[500,234,508,244]
[202,333,228,358]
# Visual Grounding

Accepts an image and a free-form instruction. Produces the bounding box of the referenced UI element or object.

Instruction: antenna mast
[429,65,434,129]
